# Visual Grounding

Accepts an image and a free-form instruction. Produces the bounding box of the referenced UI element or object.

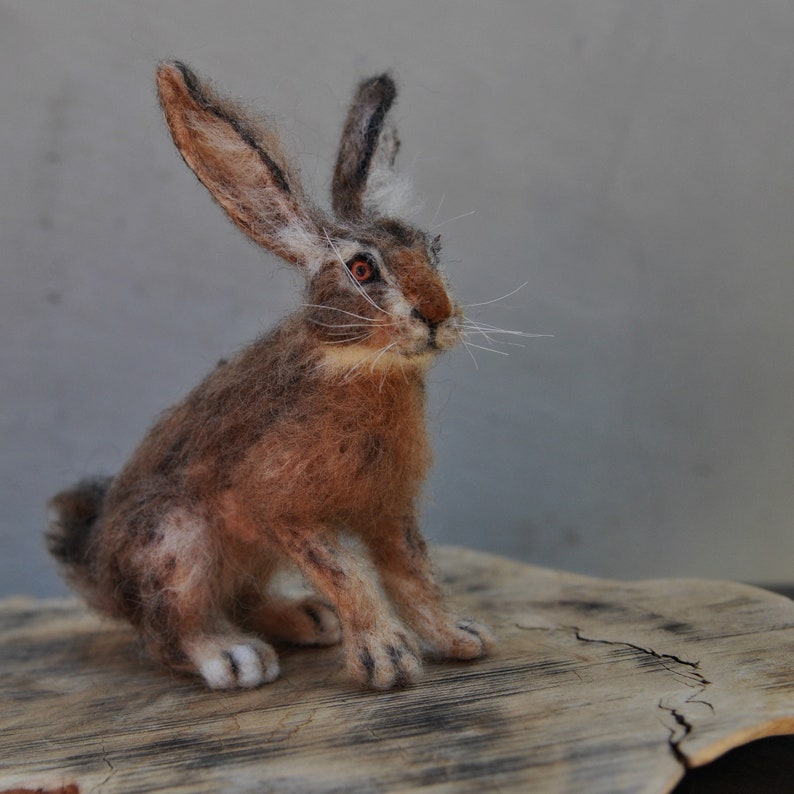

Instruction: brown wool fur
[47,62,493,691]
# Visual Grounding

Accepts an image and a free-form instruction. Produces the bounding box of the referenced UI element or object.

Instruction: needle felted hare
[47,62,493,691]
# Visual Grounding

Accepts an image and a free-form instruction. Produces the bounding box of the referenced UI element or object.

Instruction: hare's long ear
[332,73,411,221]
[156,62,325,269]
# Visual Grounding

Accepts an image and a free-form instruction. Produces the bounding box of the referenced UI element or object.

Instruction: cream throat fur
[319,344,436,374]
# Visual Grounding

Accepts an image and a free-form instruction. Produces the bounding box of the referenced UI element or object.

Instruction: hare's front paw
[348,626,422,690]
[186,635,280,689]
[423,617,495,661]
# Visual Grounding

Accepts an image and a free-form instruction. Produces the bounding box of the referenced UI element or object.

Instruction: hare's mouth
[429,318,462,352]
[318,315,461,372]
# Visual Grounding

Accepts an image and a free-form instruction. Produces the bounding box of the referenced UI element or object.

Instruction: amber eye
[347,256,376,283]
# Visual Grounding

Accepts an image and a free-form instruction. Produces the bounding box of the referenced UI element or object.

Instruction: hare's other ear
[156,62,326,269]
[332,73,412,221]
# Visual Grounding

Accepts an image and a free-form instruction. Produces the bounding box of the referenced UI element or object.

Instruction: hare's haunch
[47,63,493,690]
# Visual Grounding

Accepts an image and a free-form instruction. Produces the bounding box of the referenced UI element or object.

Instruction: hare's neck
[320,355,429,431]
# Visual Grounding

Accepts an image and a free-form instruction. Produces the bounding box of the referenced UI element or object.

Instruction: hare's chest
[249,374,429,515]
[331,378,429,471]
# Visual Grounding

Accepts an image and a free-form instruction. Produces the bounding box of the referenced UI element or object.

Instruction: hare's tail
[47,476,112,594]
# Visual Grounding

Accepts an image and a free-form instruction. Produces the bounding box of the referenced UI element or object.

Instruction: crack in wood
[270,708,317,743]
[569,626,714,770]
[659,702,694,769]
[570,628,707,680]
[4,548,793,793]
[572,628,711,691]
[96,741,116,790]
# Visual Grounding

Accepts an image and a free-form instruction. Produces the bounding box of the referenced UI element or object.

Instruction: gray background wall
[2,1,793,597]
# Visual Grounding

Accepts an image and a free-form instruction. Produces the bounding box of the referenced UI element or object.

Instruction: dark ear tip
[156,61,181,90]
[157,61,203,108]
[358,72,397,104]
[156,59,182,79]
[364,72,395,88]
[156,61,193,87]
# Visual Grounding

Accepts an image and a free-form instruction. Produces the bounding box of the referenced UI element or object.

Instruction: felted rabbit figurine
[47,62,493,690]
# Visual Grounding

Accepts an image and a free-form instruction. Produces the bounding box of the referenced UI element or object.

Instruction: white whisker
[463,281,529,308]
[461,320,552,340]
[302,303,381,324]
[370,340,400,372]
[309,318,383,331]
[430,209,476,231]
[340,347,384,381]
[324,329,374,338]
[461,341,510,356]
[324,333,374,345]
[461,316,552,352]
[429,191,446,227]
[342,357,367,380]
[464,330,525,349]
[461,340,480,370]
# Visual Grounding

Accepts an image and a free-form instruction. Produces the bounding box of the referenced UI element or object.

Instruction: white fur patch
[198,653,235,690]
[231,643,268,687]
[274,220,326,274]
[150,509,211,601]
[364,167,421,219]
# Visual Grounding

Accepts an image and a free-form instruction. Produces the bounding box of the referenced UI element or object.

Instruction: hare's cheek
[370,324,398,349]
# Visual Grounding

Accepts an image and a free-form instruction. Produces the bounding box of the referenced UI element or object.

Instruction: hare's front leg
[273,526,421,689]
[365,515,494,660]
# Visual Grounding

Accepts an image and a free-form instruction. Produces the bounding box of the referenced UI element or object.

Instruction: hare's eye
[347,255,377,283]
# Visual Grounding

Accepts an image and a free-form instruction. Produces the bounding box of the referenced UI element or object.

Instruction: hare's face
[305,220,461,366]
[156,64,459,371]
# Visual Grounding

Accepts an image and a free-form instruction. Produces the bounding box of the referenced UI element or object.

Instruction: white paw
[189,636,280,689]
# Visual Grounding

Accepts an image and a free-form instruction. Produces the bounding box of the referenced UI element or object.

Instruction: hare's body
[48,63,492,690]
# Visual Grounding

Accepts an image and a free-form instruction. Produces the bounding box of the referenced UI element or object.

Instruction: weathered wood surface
[1,546,792,794]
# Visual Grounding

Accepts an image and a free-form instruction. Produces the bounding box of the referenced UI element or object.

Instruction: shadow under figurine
[47,62,493,691]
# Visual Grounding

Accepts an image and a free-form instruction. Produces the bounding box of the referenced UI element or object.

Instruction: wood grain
[1,546,792,793]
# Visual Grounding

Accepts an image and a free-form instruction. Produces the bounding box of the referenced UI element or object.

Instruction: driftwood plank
[1,546,792,793]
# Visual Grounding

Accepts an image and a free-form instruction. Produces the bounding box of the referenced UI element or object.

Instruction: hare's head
[156,63,461,368]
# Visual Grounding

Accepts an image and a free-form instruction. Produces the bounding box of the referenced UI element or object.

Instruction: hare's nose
[410,289,452,327]
[411,307,436,328]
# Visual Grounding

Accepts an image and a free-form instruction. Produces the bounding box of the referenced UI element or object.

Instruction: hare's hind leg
[234,591,342,647]
[112,505,280,689]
